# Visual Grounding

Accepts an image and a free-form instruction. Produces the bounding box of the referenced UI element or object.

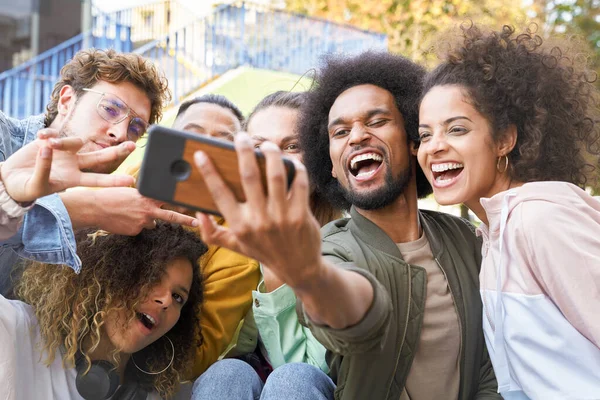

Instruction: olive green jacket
[298,207,500,400]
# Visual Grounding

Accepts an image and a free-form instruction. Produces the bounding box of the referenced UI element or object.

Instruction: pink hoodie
[478,181,600,399]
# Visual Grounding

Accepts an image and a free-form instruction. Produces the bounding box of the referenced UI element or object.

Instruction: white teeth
[350,152,383,170]
[356,169,377,179]
[431,163,464,172]
[435,176,454,184]
[143,313,156,326]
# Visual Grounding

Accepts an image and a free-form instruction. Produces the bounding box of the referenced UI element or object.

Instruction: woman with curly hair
[0,222,206,400]
[417,23,600,399]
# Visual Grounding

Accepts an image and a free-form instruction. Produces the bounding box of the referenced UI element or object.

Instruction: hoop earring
[131,335,175,375]
[497,155,509,173]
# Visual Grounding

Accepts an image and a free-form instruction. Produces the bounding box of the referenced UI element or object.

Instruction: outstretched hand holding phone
[193,133,374,330]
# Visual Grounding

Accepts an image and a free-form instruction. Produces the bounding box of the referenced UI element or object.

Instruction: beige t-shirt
[397,233,461,400]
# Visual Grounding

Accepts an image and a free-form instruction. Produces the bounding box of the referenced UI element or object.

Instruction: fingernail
[236,134,252,148]
[49,138,60,147]
[40,147,51,159]
[261,141,280,152]
[191,219,199,227]
[194,151,207,166]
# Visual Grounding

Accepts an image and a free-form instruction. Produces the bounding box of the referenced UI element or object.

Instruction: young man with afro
[192,51,500,400]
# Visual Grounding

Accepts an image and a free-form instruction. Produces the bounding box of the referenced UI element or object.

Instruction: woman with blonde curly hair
[417,23,600,398]
[0,222,206,400]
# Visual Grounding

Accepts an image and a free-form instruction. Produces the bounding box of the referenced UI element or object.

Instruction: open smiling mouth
[349,152,383,179]
[136,312,157,331]
[431,163,464,185]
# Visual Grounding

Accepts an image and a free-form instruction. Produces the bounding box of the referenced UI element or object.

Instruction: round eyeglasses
[82,88,150,148]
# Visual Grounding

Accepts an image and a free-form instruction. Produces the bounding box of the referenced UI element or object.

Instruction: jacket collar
[348,206,445,260]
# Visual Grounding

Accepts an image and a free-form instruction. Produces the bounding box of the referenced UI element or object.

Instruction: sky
[0,0,33,18]
[94,0,219,14]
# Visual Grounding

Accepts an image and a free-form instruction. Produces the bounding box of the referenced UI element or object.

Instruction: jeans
[191,359,336,400]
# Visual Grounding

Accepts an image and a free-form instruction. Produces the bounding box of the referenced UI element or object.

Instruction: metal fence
[0,27,131,119]
[92,0,199,45]
[136,1,387,104]
[0,0,387,118]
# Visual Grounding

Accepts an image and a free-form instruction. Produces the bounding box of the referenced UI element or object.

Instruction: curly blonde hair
[45,48,171,126]
[16,223,205,397]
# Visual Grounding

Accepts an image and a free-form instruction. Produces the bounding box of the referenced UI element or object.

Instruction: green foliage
[277,0,530,64]
[531,0,600,85]
[277,0,599,77]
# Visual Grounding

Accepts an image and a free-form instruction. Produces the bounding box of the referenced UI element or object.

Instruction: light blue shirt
[0,111,80,281]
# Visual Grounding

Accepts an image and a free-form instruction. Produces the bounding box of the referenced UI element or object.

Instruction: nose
[153,286,172,309]
[106,119,130,144]
[348,124,369,146]
[426,131,449,155]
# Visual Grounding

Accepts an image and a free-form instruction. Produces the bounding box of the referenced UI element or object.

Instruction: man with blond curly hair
[0,49,197,292]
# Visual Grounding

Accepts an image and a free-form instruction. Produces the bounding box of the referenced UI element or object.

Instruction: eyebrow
[419,116,473,128]
[177,285,190,297]
[106,97,127,110]
[105,93,145,120]
[183,123,205,132]
[251,134,297,143]
[328,108,392,131]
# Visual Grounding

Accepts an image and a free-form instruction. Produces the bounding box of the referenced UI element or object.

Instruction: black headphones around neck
[75,354,148,400]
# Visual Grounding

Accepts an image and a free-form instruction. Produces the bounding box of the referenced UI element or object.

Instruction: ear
[331,165,337,179]
[409,140,418,157]
[57,85,76,117]
[497,124,517,157]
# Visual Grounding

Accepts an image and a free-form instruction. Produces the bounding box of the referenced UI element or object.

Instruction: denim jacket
[0,111,80,275]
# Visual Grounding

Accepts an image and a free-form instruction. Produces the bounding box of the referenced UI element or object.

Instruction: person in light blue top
[0,48,197,294]
[191,91,342,400]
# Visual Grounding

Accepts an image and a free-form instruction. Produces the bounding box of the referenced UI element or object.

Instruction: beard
[59,109,120,174]
[340,156,412,210]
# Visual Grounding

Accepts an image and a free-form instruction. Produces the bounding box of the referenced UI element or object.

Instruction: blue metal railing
[137,1,387,104]
[216,2,387,74]
[1,0,386,118]
[0,27,131,119]
[93,0,198,45]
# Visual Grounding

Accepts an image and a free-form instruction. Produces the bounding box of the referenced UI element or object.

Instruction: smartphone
[137,125,296,216]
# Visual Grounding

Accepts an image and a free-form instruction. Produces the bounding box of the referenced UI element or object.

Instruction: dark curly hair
[176,93,244,125]
[298,51,431,210]
[17,223,206,398]
[423,23,600,187]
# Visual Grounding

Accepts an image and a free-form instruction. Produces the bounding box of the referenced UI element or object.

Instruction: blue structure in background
[0,1,387,119]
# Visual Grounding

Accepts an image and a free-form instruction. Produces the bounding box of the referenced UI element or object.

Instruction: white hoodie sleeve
[0,295,27,400]
[519,199,600,348]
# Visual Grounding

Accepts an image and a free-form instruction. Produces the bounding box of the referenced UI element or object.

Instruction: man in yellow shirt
[121,94,260,378]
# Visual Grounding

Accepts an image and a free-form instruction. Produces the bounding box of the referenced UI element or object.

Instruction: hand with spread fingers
[194,134,323,289]
[0,129,136,203]
[81,187,199,236]
[194,133,373,329]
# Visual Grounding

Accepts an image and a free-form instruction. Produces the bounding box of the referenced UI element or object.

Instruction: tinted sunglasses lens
[97,97,128,123]
[129,118,149,147]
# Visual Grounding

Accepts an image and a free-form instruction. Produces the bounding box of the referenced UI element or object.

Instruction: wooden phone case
[137,125,296,216]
